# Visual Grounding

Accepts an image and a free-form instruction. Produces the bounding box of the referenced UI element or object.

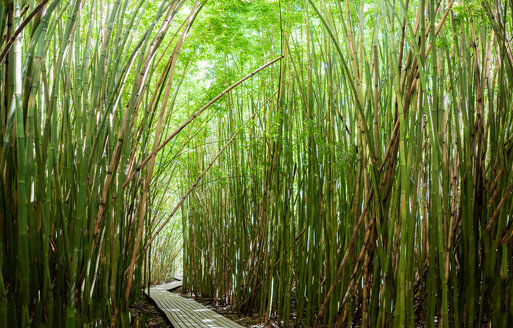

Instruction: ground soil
[129,285,487,328]
[129,294,172,328]
[129,285,318,327]
[175,286,303,328]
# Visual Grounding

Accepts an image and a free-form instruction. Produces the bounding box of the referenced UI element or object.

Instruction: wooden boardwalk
[147,280,244,328]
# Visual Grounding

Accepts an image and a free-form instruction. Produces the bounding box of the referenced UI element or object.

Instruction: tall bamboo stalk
[1,0,202,326]
[181,1,513,327]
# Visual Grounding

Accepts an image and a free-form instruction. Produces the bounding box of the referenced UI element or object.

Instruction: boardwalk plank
[147,281,244,328]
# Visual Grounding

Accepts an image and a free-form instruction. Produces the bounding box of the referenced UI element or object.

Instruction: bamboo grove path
[147,279,244,328]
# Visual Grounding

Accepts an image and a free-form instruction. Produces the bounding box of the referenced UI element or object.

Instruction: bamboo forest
[1,0,513,327]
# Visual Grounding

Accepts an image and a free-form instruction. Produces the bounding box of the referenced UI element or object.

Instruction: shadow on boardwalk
[147,280,244,328]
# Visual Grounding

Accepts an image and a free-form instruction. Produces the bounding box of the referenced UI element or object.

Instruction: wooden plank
[147,281,244,328]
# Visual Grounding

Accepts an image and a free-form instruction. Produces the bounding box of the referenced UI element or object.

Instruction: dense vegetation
[181,0,513,327]
[0,0,207,326]
[1,0,513,327]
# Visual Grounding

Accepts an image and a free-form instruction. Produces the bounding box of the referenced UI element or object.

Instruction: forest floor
[176,286,270,327]
[129,284,292,327]
[129,293,172,327]
[128,282,488,328]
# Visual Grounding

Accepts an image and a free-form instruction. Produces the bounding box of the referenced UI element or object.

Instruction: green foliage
[453,0,487,25]
[180,1,513,327]
[0,0,203,326]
